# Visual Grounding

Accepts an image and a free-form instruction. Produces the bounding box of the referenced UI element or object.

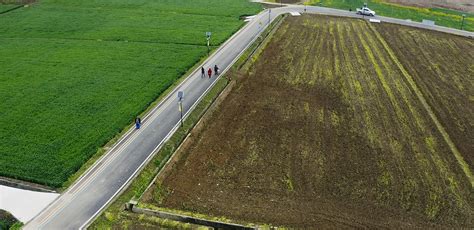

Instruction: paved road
[25,4,473,230]
[25,6,275,230]
[280,4,473,37]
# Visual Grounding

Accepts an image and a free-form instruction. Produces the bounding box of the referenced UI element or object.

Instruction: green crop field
[308,0,474,31]
[0,0,261,187]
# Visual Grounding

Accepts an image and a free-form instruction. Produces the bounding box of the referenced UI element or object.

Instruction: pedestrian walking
[214,64,219,76]
[201,66,205,78]
[135,117,141,129]
[207,67,212,78]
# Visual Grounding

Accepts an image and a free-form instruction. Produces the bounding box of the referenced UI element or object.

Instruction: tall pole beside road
[268,8,271,25]
[178,91,184,127]
[461,14,466,30]
[206,32,211,56]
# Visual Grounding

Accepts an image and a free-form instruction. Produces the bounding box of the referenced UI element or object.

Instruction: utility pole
[178,91,184,127]
[268,8,271,25]
[206,32,211,56]
[461,14,466,30]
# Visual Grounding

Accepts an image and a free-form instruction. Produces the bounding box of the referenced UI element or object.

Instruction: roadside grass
[0,0,261,187]
[90,15,284,229]
[309,0,473,31]
[91,77,230,229]
[236,15,286,71]
[60,47,213,192]
[0,210,22,230]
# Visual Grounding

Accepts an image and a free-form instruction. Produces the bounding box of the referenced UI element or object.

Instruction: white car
[356,7,376,16]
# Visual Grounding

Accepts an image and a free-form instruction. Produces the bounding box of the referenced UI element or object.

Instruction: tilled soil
[386,0,474,13]
[143,15,473,228]
[375,22,474,173]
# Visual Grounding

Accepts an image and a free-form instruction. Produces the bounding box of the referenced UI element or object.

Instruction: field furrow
[375,24,474,174]
[142,15,473,228]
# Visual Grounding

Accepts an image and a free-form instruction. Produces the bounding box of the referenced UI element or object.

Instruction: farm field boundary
[90,13,286,229]
[0,0,261,188]
[261,3,474,37]
[130,206,254,229]
[307,0,474,31]
[140,14,473,228]
[367,23,474,187]
[60,7,267,193]
[89,17,260,225]
[138,14,287,201]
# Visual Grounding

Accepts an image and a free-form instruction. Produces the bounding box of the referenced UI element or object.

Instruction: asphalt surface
[25,4,473,230]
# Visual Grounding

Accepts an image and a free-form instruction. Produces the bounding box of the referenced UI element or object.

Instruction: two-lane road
[25,4,473,230]
[25,6,278,230]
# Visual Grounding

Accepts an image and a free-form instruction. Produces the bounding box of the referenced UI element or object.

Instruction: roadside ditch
[90,13,287,229]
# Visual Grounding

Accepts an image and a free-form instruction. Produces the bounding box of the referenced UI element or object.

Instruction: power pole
[268,8,271,25]
[178,91,184,127]
[461,14,466,30]
[206,32,211,56]
[179,102,183,127]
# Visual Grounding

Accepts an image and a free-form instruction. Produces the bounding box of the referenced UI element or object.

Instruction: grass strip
[90,13,286,229]
[309,0,473,32]
[61,11,255,191]
[90,77,229,229]
[60,52,210,191]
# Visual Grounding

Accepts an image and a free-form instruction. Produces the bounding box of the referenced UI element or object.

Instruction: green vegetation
[91,77,230,229]
[91,15,283,228]
[310,0,473,31]
[0,210,21,230]
[0,4,18,13]
[0,0,261,187]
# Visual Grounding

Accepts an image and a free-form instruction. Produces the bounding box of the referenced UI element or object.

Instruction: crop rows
[144,15,473,227]
[375,23,474,172]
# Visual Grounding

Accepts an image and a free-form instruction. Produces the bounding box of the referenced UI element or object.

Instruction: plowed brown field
[143,15,473,228]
